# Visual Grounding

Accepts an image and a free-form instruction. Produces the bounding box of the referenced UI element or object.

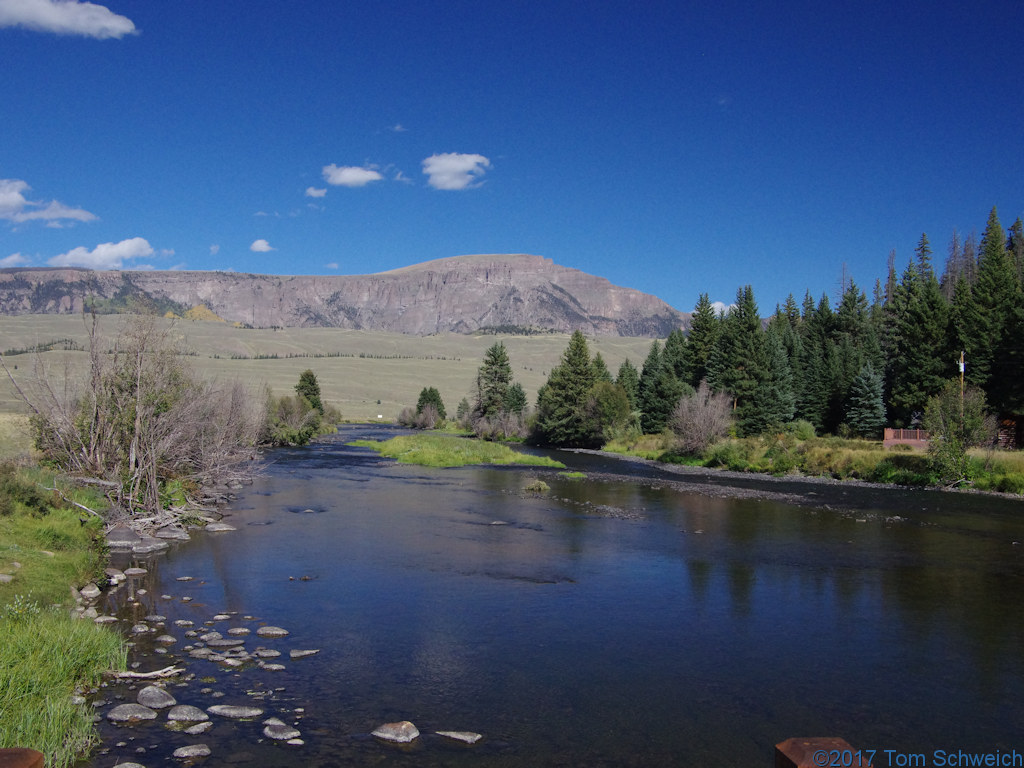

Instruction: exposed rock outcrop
[0,254,687,336]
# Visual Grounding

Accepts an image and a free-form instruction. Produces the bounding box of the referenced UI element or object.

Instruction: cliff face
[0,254,687,336]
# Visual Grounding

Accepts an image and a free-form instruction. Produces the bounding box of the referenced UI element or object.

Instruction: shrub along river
[84,424,1024,767]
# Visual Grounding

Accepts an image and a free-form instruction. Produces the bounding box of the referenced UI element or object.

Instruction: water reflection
[87,425,1024,767]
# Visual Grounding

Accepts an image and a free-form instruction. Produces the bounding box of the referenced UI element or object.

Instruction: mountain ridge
[0,254,688,337]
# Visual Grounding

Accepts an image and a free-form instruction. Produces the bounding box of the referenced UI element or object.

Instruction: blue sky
[1,0,1022,316]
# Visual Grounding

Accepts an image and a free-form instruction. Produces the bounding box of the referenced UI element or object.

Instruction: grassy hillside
[0,315,657,421]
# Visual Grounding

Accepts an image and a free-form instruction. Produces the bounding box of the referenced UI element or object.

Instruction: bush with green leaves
[922,379,995,486]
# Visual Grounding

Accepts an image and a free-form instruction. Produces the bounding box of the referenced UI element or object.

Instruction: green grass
[349,433,564,468]
[0,463,125,767]
[0,314,655,422]
[558,471,586,479]
[0,413,33,460]
[0,608,125,768]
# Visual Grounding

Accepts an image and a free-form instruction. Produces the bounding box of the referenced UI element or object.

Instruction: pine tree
[685,293,720,388]
[592,352,613,383]
[616,359,640,411]
[506,382,527,415]
[295,370,324,415]
[845,362,886,438]
[662,328,689,382]
[959,208,1014,394]
[638,341,688,434]
[533,331,598,447]
[474,342,513,419]
[416,386,446,419]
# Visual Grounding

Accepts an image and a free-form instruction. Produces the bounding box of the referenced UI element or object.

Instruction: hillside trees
[471,342,529,439]
[534,331,633,447]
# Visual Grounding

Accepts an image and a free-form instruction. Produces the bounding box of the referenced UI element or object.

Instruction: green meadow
[0,314,655,421]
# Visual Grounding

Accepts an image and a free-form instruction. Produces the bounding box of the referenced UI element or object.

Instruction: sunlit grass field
[0,314,655,421]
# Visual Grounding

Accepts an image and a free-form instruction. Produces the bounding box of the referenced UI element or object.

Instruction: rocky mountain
[0,254,687,336]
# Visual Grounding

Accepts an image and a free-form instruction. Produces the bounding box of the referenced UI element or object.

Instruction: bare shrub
[473,411,528,441]
[8,315,266,521]
[397,404,440,429]
[670,380,733,455]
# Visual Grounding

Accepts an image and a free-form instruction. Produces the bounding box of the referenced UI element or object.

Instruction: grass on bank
[605,431,1024,492]
[349,432,564,468]
[0,607,126,767]
[0,461,126,768]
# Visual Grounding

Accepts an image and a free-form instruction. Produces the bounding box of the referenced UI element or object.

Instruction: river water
[86,425,1024,767]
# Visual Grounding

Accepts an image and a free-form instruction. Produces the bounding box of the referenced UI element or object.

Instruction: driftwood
[107,665,184,680]
[38,483,103,519]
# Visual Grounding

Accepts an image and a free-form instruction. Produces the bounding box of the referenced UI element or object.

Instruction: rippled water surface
[85,425,1024,767]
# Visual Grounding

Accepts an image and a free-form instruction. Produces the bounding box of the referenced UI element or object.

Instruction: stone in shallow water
[289,649,319,659]
[207,704,264,719]
[259,663,285,672]
[79,583,101,600]
[173,744,211,759]
[155,635,177,645]
[372,721,420,743]
[94,615,118,624]
[185,721,213,735]
[168,705,209,723]
[137,685,176,709]
[205,522,236,532]
[262,717,302,740]
[256,626,289,638]
[254,649,280,659]
[107,703,158,723]
[133,538,168,554]
[107,525,141,549]
[226,627,250,635]
[124,567,148,576]
[436,730,483,744]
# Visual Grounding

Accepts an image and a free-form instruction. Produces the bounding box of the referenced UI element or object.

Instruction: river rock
[437,730,483,744]
[289,649,319,659]
[155,635,177,645]
[259,663,285,671]
[94,615,118,624]
[212,614,231,621]
[0,574,13,584]
[226,627,250,635]
[264,722,301,740]
[207,704,264,719]
[133,537,168,554]
[168,705,209,723]
[176,576,194,581]
[137,686,177,709]
[254,649,280,659]
[79,583,101,600]
[372,721,420,743]
[173,744,211,759]
[206,638,246,648]
[107,703,158,723]
[200,631,222,641]
[256,626,289,638]
[156,526,190,540]
[205,522,236,532]
[185,721,213,735]
[124,567,148,576]
[107,525,142,549]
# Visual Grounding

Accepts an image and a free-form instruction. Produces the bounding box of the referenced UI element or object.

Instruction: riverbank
[603,432,1024,497]
[0,463,126,768]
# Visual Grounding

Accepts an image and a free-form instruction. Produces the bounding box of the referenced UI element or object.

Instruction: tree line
[424,206,1023,451]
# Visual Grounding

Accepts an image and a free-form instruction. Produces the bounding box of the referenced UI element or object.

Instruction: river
[85,424,1024,767]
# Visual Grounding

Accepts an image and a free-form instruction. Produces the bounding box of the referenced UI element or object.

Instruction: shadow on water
[83,425,1024,768]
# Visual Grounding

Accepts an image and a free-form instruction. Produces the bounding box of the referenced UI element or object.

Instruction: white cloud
[325,262,339,270]
[0,0,136,38]
[209,244,220,255]
[422,153,491,190]
[0,178,97,226]
[47,237,153,269]
[1,253,30,267]
[711,301,734,316]
[250,239,274,252]
[322,164,383,188]
[391,124,407,133]
[305,186,327,198]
